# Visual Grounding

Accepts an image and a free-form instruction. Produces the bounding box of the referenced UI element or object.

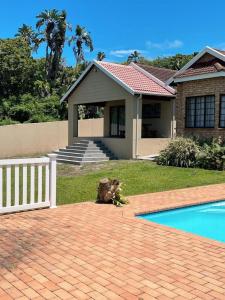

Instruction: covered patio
[62,61,176,159]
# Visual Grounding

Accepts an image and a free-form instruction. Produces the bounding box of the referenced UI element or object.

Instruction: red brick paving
[1,183,225,299]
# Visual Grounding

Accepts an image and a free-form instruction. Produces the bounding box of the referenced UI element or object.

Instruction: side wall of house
[176,77,225,139]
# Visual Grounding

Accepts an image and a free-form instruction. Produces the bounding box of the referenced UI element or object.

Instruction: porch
[70,95,175,159]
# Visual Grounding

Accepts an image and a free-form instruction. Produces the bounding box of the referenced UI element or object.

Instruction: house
[60,61,176,160]
[169,46,225,139]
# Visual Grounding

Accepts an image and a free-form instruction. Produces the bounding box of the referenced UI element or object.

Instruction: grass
[57,160,225,205]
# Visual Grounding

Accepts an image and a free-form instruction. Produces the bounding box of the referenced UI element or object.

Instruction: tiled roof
[97,61,175,96]
[175,58,225,78]
[137,64,176,82]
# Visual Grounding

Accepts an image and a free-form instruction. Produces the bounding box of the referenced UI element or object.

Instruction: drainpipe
[135,94,142,159]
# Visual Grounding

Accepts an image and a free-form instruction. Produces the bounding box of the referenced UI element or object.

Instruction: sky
[1,0,225,66]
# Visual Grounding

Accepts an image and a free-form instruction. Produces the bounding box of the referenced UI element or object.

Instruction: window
[186,96,215,128]
[110,106,125,137]
[142,103,161,119]
[220,95,225,128]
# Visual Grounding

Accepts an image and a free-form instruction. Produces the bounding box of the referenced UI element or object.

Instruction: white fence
[0,154,57,214]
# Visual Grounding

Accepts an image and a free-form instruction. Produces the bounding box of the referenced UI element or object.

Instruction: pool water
[138,201,225,243]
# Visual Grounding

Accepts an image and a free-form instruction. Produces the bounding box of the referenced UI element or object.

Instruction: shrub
[196,140,225,170]
[157,137,200,168]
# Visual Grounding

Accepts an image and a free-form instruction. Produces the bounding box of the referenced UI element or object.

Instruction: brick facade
[176,77,225,139]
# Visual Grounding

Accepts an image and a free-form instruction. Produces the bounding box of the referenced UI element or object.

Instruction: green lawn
[57,160,225,205]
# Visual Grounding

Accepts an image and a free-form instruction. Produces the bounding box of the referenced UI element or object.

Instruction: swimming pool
[138,201,225,243]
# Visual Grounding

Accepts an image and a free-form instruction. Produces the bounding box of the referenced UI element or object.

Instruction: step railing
[0,154,57,214]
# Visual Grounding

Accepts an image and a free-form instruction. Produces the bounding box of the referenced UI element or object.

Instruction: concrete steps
[54,140,116,165]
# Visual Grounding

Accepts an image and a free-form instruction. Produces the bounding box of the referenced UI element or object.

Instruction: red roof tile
[137,64,176,82]
[97,61,175,96]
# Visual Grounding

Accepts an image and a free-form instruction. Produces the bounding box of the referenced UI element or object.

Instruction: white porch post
[48,154,57,208]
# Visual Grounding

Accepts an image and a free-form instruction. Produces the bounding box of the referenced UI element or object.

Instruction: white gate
[0,154,57,214]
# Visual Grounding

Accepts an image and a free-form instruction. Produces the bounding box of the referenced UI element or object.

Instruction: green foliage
[112,183,128,207]
[157,137,225,171]
[157,138,200,168]
[0,93,65,125]
[0,38,36,98]
[139,53,198,70]
[196,140,225,170]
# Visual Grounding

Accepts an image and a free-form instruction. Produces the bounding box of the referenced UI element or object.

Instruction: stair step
[55,140,116,165]
[54,151,108,158]
[56,154,110,161]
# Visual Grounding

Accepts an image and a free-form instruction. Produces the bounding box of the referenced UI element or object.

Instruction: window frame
[185,95,215,129]
[219,94,225,128]
[142,103,161,119]
[109,105,125,138]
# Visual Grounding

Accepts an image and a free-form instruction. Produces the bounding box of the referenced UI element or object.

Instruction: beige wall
[137,138,171,156]
[78,118,104,137]
[0,121,68,158]
[0,119,106,158]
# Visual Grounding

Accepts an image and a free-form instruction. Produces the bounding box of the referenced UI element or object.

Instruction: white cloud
[110,49,145,58]
[146,40,183,50]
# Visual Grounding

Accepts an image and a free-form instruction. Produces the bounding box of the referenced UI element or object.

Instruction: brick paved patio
[1,184,225,299]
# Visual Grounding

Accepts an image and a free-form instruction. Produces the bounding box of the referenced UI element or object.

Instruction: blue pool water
[138,201,225,243]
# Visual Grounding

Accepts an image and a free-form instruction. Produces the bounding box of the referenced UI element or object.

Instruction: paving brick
[1,184,225,299]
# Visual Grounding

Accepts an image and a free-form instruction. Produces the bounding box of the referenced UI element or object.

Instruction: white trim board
[174,71,225,83]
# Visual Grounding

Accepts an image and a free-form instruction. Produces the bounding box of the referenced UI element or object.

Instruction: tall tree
[69,25,94,66]
[0,38,36,98]
[15,24,42,52]
[97,51,106,61]
[36,9,69,83]
[127,51,141,63]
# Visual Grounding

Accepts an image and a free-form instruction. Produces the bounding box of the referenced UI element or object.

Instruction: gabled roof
[167,46,225,84]
[60,61,175,103]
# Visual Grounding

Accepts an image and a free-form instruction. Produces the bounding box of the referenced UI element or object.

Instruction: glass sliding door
[110,106,125,137]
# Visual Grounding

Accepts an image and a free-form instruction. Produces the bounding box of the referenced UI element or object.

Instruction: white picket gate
[0,154,57,214]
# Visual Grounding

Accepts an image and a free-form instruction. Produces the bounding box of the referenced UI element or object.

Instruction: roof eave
[174,71,225,83]
[134,91,175,97]
[166,46,225,85]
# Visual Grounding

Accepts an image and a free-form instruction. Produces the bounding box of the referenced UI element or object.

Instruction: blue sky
[1,0,225,65]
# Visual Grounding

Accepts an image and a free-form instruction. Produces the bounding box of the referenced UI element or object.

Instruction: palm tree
[15,24,41,52]
[127,51,141,63]
[36,9,69,82]
[97,51,106,61]
[69,25,94,66]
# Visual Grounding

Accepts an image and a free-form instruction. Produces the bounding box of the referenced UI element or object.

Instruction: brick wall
[176,77,225,139]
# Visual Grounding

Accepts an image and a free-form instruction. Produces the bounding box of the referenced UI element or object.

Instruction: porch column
[132,95,142,158]
[171,99,176,138]
[73,104,78,138]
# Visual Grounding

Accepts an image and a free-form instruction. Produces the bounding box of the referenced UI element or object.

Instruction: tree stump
[97,178,120,203]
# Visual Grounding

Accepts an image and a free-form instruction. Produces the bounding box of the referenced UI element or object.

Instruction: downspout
[135,94,142,159]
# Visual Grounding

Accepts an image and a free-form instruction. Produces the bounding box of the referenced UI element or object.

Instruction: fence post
[48,154,57,208]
